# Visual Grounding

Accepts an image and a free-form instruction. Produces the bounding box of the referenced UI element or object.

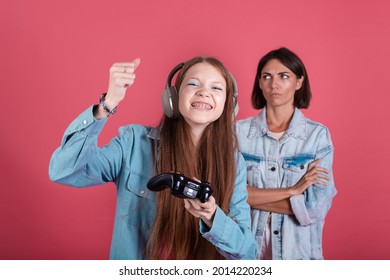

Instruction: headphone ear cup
[233,96,239,117]
[162,62,185,119]
[229,72,239,117]
[161,85,179,119]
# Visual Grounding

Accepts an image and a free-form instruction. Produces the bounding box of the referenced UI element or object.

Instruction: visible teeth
[191,102,212,110]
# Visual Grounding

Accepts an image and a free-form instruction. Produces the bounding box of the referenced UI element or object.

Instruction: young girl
[49,56,256,260]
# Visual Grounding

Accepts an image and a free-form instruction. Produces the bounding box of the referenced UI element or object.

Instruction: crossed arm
[247,159,330,214]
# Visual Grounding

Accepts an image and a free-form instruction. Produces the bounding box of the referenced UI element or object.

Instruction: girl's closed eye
[187,80,200,86]
[212,86,223,91]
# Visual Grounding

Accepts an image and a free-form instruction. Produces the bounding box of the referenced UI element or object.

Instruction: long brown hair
[148,57,238,259]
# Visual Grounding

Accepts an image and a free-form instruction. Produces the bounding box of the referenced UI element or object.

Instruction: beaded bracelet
[99,93,117,116]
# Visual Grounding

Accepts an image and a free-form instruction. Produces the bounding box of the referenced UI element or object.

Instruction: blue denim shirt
[236,108,336,260]
[49,106,257,260]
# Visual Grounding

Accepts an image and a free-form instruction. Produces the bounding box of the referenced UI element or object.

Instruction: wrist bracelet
[99,93,117,116]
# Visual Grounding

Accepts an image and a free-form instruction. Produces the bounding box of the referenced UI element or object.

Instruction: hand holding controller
[147,172,213,203]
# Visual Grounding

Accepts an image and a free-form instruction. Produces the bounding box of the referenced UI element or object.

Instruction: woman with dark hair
[49,57,256,260]
[236,47,336,260]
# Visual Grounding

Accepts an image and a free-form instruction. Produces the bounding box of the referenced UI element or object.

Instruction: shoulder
[235,115,258,135]
[295,109,330,136]
[116,124,157,146]
[118,124,154,136]
[301,115,334,149]
[305,117,332,138]
[235,115,257,126]
[305,117,329,131]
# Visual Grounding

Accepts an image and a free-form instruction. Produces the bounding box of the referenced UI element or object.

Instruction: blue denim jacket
[49,106,257,260]
[236,108,336,260]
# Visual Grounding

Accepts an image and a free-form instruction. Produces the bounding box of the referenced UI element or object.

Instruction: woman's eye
[262,75,271,80]
[212,86,222,91]
[281,74,289,79]
[187,82,197,86]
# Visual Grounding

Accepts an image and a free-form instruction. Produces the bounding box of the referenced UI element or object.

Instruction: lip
[191,101,213,110]
[270,92,282,97]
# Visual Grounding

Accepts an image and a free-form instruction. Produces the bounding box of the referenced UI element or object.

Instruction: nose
[196,87,210,97]
[271,77,279,89]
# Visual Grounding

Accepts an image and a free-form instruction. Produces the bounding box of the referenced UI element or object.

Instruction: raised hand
[105,58,141,108]
[94,58,141,119]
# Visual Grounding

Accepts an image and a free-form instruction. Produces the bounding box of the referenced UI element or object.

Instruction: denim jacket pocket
[241,153,265,187]
[246,162,261,187]
[282,155,314,186]
[125,171,154,200]
[118,171,156,229]
[282,163,306,173]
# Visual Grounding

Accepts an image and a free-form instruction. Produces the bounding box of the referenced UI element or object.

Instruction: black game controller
[147,172,213,203]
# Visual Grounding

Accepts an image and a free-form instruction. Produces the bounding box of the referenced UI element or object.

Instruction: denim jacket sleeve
[49,105,125,186]
[290,127,337,225]
[199,153,257,260]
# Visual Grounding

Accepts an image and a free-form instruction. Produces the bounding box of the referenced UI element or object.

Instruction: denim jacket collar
[247,107,307,140]
[147,127,160,140]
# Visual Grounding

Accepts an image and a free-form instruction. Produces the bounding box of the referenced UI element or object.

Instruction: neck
[265,106,294,132]
[189,127,205,147]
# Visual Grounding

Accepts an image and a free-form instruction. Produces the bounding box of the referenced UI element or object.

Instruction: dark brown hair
[251,47,312,109]
[148,57,237,259]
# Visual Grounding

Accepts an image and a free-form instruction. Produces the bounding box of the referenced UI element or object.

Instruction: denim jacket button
[273,230,279,235]
[270,167,276,172]
[140,190,145,195]
[82,120,88,125]
[300,164,304,170]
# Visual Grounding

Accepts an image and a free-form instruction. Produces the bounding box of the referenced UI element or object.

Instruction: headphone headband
[166,62,185,86]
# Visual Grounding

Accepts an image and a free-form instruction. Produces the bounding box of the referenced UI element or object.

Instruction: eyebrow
[262,71,290,75]
[187,77,225,85]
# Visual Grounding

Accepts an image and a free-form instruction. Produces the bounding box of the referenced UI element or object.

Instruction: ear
[296,76,304,90]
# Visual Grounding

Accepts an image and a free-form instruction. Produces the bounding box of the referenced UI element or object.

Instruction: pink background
[1,0,389,260]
